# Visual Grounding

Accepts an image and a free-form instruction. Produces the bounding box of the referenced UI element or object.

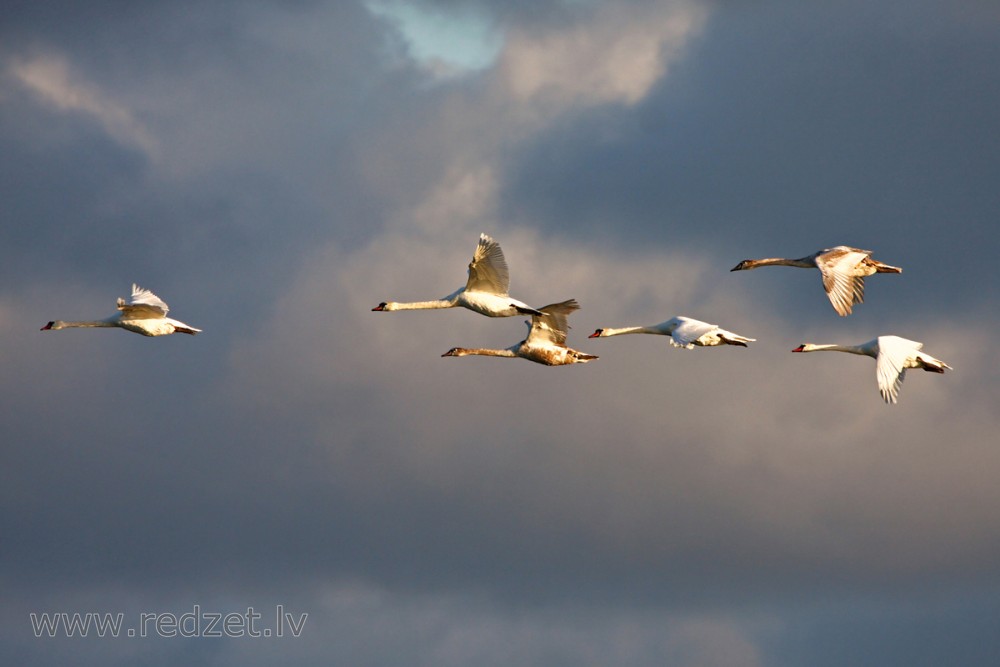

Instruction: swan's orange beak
[40,322,54,331]
[372,303,386,311]
[588,329,603,338]
[791,345,805,352]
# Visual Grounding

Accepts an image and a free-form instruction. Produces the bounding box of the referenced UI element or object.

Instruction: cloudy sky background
[2,0,999,664]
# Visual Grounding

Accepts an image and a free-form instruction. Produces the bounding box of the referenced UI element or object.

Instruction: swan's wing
[118,283,169,318]
[525,299,579,347]
[875,336,919,404]
[465,234,510,296]
[816,248,869,316]
[669,317,715,348]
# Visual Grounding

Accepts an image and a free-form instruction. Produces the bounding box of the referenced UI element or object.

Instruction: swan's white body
[41,284,201,337]
[792,335,951,404]
[442,299,598,366]
[589,316,755,349]
[373,234,541,317]
[731,246,902,316]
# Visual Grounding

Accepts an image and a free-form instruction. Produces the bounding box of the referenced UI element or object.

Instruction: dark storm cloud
[502,0,1000,307]
[3,1,1000,665]
[0,0,400,318]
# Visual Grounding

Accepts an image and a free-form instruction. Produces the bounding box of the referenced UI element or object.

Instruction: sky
[2,0,999,665]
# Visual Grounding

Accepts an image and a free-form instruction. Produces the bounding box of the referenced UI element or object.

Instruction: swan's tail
[869,259,902,273]
[918,355,952,373]
[720,332,756,347]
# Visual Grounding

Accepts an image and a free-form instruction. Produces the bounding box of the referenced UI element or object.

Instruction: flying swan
[588,316,755,349]
[792,335,951,404]
[730,246,901,316]
[442,299,598,366]
[373,233,542,317]
[41,284,201,337]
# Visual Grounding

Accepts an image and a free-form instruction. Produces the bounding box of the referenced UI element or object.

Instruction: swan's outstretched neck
[442,347,516,358]
[589,325,656,338]
[731,257,815,271]
[373,299,455,312]
[40,319,118,331]
[792,343,869,356]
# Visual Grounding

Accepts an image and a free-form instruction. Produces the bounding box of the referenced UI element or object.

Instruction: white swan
[730,246,902,316]
[442,299,598,366]
[373,233,542,317]
[792,335,951,404]
[41,284,202,337]
[588,316,755,349]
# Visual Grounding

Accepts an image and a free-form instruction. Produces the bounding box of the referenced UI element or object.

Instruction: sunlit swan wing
[815,247,870,317]
[875,336,920,404]
[118,283,170,319]
[465,233,511,296]
[525,299,579,347]
[668,317,716,348]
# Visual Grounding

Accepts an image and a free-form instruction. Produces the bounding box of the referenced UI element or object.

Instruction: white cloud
[9,54,158,157]
[353,1,710,244]
[500,1,707,117]
[408,165,502,237]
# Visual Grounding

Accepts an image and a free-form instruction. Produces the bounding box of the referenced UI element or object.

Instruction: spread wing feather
[118,283,169,319]
[525,299,579,348]
[816,248,870,316]
[465,234,510,296]
[669,317,716,348]
[875,336,921,404]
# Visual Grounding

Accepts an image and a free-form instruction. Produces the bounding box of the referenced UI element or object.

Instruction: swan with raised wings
[373,233,542,317]
[442,299,598,366]
[792,335,951,404]
[588,316,755,349]
[730,246,901,316]
[41,284,201,337]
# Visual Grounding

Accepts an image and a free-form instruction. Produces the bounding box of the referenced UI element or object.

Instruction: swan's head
[441,347,468,357]
[588,328,605,338]
[40,321,59,331]
[372,302,391,311]
[792,344,814,352]
[730,260,753,271]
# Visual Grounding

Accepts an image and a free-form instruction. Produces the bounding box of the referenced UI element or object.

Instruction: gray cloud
[3,1,1000,665]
